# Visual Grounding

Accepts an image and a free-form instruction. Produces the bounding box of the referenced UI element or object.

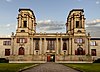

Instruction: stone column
[71,38,72,55]
[88,38,90,55]
[30,38,32,55]
[22,19,23,27]
[67,40,69,55]
[72,38,74,55]
[33,39,35,55]
[11,38,14,55]
[17,15,21,28]
[60,38,63,54]
[83,17,85,29]
[44,38,46,54]
[27,15,29,27]
[39,38,42,54]
[68,38,71,55]
[56,38,58,54]
[31,38,34,55]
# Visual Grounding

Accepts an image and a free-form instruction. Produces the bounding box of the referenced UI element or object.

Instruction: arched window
[77,47,83,55]
[19,47,25,55]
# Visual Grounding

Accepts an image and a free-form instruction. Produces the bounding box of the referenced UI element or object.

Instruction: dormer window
[23,21,27,27]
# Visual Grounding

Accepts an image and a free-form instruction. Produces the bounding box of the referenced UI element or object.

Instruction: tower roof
[67,9,84,22]
[19,8,35,17]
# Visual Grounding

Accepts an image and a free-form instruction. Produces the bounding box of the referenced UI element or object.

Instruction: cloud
[6,0,12,2]
[0,23,16,36]
[86,19,100,37]
[0,19,100,37]
[77,0,81,2]
[96,1,100,4]
[86,19,100,26]
[36,19,100,37]
[37,20,65,33]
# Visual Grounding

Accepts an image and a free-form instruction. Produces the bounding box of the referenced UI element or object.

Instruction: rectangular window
[23,21,27,28]
[90,41,96,46]
[17,38,27,43]
[76,21,79,28]
[35,40,39,50]
[47,40,55,50]
[3,41,11,45]
[63,41,67,50]
[91,49,96,56]
[5,49,10,56]
[74,38,84,43]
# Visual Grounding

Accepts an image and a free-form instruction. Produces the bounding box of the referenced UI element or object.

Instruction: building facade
[0,8,100,63]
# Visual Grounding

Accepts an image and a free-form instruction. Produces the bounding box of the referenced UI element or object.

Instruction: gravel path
[22,62,79,72]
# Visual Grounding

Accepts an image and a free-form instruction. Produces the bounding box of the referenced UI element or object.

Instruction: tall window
[5,49,10,56]
[19,47,24,55]
[35,40,39,50]
[47,40,55,50]
[23,21,27,27]
[91,49,96,56]
[63,41,67,50]
[76,21,79,28]
[3,41,11,45]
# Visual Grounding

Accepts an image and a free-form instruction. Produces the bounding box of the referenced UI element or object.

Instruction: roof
[19,8,35,17]
[90,38,100,40]
[0,38,11,40]
[67,9,84,22]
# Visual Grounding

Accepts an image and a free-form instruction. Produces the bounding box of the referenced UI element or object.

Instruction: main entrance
[47,54,55,62]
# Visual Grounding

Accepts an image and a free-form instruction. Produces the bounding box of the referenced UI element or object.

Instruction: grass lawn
[0,63,35,72]
[64,63,100,72]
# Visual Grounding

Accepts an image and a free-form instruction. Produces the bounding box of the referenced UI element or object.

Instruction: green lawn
[64,63,100,72]
[0,63,35,72]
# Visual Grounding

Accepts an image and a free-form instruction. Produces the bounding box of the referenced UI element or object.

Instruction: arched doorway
[77,47,83,55]
[18,47,25,55]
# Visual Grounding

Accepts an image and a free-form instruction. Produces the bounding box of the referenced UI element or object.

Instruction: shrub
[93,58,100,63]
[0,58,9,63]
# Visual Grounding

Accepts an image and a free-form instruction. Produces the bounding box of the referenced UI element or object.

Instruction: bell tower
[16,8,37,36]
[66,9,86,36]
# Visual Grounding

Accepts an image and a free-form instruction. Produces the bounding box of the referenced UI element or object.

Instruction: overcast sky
[0,0,100,37]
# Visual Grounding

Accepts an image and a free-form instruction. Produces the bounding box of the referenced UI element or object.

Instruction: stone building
[0,8,99,63]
